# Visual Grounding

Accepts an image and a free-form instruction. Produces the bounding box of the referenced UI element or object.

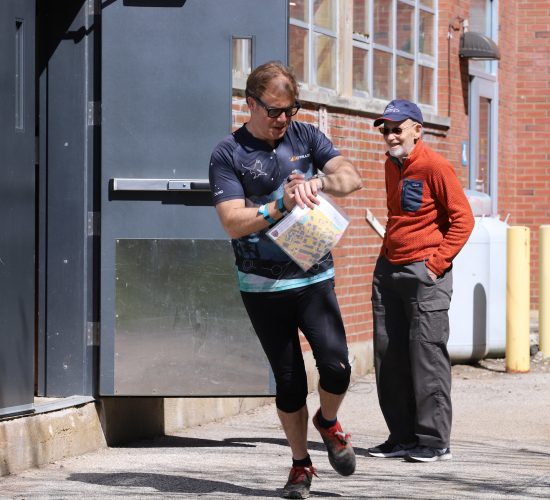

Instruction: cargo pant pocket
[416,299,450,344]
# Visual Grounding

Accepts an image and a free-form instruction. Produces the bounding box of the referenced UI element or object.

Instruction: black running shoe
[367,440,417,458]
[405,446,452,463]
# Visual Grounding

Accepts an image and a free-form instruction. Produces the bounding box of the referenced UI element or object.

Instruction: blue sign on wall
[461,141,468,166]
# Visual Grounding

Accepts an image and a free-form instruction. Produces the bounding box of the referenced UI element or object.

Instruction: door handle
[111,178,210,192]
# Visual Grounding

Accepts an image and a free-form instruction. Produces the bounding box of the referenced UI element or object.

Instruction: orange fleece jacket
[381,139,474,276]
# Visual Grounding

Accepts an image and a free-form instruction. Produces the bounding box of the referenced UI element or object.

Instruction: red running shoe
[282,465,318,499]
[312,408,356,476]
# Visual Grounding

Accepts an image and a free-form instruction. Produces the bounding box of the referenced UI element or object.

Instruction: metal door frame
[0,0,36,417]
[36,0,99,398]
[468,70,499,215]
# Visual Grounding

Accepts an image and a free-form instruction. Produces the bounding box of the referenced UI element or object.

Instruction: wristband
[257,204,276,225]
[276,197,288,215]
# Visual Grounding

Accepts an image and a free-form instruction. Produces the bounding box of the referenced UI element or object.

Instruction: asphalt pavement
[1,359,549,499]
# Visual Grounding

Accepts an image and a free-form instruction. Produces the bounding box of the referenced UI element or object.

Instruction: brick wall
[513,0,550,307]
[231,0,550,347]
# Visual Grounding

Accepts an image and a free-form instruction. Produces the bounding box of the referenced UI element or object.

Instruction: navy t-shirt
[209,121,341,292]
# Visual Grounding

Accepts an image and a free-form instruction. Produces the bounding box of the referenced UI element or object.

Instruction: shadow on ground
[67,472,343,498]
[118,434,373,458]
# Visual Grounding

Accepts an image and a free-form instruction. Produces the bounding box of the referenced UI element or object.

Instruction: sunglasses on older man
[378,123,418,136]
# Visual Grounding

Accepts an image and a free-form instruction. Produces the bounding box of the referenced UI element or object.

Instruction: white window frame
[289,0,439,114]
[469,0,499,76]
[467,0,499,214]
[289,0,339,93]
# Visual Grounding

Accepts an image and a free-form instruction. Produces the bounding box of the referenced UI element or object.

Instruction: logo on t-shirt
[290,153,311,162]
[212,183,224,197]
[242,159,268,179]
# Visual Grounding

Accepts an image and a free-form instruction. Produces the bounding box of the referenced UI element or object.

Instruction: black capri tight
[241,278,351,413]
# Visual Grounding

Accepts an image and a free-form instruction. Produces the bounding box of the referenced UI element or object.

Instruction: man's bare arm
[293,155,363,209]
[215,174,311,239]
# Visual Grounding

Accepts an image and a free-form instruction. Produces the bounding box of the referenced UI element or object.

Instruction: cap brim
[373,116,404,127]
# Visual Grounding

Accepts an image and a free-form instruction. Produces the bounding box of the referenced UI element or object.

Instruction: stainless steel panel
[114,239,273,396]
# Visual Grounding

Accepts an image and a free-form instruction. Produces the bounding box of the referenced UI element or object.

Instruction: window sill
[298,87,450,131]
[232,81,450,131]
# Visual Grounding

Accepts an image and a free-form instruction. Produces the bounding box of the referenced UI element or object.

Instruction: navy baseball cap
[373,99,424,127]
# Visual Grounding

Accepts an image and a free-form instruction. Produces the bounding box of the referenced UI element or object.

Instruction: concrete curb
[1,341,373,477]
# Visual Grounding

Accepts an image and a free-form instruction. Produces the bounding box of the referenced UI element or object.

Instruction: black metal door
[100,0,287,395]
[0,0,36,416]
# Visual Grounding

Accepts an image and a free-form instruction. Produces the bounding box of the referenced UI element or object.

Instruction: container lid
[464,189,492,217]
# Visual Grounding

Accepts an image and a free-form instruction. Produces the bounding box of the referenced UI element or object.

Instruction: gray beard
[389,147,405,158]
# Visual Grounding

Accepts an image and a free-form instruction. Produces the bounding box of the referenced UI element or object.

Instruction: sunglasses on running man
[251,95,301,118]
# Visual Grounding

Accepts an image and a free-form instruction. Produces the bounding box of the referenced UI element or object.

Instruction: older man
[368,99,474,463]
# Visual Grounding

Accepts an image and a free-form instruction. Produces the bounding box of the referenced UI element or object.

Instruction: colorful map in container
[266,193,350,271]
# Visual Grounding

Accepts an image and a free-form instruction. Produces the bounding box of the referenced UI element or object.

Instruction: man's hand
[426,268,438,282]
[289,172,322,210]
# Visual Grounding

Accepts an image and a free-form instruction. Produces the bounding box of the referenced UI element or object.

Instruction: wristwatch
[312,173,326,191]
[257,204,276,225]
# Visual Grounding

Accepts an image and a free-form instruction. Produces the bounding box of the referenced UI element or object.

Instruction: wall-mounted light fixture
[459,20,500,60]
[446,16,500,117]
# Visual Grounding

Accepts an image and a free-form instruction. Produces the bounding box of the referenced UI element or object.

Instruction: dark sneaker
[367,441,417,458]
[312,408,356,476]
[282,465,318,499]
[405,446,452,463]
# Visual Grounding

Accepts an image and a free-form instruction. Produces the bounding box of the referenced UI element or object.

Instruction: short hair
[245,61,299,102]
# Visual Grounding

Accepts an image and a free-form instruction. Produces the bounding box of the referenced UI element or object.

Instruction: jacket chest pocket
[401,179,424,212]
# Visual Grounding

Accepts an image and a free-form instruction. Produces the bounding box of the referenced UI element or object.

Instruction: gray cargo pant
[371,256,453,449]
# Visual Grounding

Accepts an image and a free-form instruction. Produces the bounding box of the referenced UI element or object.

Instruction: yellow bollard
[540,225,550,357]
[506,226,530,373]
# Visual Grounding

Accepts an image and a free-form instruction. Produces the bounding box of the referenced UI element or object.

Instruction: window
[289,0,437,108]
[232,37,252,84]
[475,96,491,194]
[467,0,499,208]
[352,0,369,93]
[289,0,338,91]
[469,0,498,74]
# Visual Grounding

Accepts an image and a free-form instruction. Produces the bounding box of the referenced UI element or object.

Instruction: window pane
[470,0,488,33]
[470,0,493,73]
[476,97,491,194]
[314,33,336,89]
[419,10,434,55]
[289,0,308,22]
[396,56,414,100]
[418,65,434,105]
[232,38,252,78]
[373,0,393,47]
[420,0,434,7]
[353,46,369,93]
[289,24,309,83]
[314,0,336,30]
[373,49,392,99]
[396,2,414,53]
[353,0,369,36]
